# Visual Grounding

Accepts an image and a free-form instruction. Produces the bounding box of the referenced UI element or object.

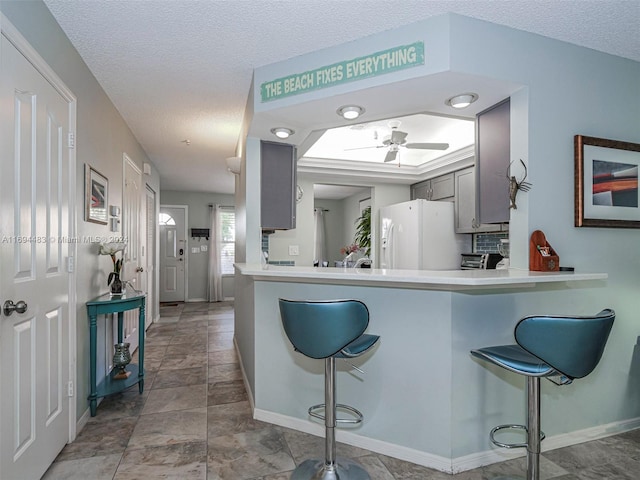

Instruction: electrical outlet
[289,245,299,256]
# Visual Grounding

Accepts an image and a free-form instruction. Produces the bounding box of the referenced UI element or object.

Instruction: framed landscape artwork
[85,164,108,224]
[574,135,640,228]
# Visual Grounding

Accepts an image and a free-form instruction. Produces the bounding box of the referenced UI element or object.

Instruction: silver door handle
[4,300,28,316]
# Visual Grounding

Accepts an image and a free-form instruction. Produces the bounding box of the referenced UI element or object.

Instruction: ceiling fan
[347,120,449,163]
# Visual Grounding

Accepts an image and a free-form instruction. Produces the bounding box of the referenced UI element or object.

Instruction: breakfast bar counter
[234,264,610,473]
[236,264,606,289]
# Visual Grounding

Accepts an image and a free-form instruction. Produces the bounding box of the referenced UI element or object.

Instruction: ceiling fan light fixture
[270,127,294,139]
[337,105,365,120]
[446,93,478,109]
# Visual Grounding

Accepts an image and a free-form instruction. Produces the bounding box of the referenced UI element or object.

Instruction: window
[159,212,175,225]
[220,208,235,275]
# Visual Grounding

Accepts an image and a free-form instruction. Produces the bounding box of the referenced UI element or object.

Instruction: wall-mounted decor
[85,164,108,224]
[575,135,640,228]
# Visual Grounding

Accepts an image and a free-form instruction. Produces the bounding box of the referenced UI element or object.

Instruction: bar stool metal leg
[526,376,541,480]
[290,357,370,480]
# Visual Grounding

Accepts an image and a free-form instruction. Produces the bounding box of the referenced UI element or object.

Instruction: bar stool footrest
[490,424,546,449]
[308,403,364,424]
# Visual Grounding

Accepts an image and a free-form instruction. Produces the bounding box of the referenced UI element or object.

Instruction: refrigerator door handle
[387,223,395,269]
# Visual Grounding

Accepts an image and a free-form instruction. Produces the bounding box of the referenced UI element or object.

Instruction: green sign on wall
[260,41,425,102]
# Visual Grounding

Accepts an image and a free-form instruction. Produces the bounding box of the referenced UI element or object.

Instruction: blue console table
[86,292,146,417]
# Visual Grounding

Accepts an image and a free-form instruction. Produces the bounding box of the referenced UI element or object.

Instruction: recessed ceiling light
[445,93,479,109]
[270,127,294,139]
[337,105,365,120]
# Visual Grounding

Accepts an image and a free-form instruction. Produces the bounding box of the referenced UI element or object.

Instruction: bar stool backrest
[279,299,369,359]
[515,308,615,380]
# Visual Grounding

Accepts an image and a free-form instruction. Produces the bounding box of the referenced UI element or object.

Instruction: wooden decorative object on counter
[529,230,559,271]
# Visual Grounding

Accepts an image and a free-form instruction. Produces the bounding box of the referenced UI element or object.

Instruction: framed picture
[85,164,108,224]
[575,135,640,228]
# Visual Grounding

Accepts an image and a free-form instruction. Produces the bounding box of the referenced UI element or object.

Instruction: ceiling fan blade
[390,130,407,145]
[404,142,449,150]
[384,150,398,162]
[344,145,386,151]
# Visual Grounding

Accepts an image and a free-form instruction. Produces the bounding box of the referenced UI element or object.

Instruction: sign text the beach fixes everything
[260,42,424,102]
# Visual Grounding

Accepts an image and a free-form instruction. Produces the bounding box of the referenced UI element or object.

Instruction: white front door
[0,30,74,480]
[122,155,143,352]
[159,206,187,302]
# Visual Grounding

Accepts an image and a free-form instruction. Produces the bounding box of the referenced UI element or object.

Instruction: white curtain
[208,205,223,302]
[313,208,327,266]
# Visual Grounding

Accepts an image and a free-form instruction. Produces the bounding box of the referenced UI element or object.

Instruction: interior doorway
[313,184,372,267]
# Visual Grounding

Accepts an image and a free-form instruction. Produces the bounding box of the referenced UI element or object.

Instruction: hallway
[41,301,639,479]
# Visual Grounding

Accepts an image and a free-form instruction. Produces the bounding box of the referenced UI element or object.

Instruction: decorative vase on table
[99,241,127,296]
[113,342,132,379]
[109,273,125,296]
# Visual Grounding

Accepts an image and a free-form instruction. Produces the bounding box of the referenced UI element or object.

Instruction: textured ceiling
[43,0,640,194]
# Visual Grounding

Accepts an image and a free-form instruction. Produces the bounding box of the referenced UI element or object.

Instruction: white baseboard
[186,298,207,302]
[254,408,453,473]
[453,415,640,473]
[76,407,91,434]
[234,337,255,411]
[253,408,640,474]
[75,401,108,437]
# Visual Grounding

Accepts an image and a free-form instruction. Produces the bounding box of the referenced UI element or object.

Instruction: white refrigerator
[380,199,471,270]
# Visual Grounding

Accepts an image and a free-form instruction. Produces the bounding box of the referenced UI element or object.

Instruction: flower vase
[113,342,131,379]
[110,273,125,296]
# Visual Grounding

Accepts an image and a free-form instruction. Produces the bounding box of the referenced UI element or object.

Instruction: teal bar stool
[471,309,615,480]
[279,299,380,480]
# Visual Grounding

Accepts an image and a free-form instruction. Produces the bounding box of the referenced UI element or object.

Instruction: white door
[0,31,73,480]
[159,206,187,302]
[145,186,156,329]
[121,155,144,352]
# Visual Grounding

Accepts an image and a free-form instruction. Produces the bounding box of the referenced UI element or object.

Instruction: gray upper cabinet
[411,172,454,201]
[476,98,510,224]
[454,166,503,233]
[261,140,297,230]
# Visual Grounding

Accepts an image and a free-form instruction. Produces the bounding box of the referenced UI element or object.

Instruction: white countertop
[235,264,607,290]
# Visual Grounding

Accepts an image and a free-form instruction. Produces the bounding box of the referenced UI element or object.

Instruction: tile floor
[42,301,640,480]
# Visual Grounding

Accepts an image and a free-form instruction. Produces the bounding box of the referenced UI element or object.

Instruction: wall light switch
[191,247,199,254]
[289,245,299,256]
[200,245,208,252]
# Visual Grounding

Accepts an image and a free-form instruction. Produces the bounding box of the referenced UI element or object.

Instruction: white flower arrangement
[99,241,127,285]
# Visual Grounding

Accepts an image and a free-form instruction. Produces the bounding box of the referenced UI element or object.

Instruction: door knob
[136,267,144,272]
[3,300,28,316]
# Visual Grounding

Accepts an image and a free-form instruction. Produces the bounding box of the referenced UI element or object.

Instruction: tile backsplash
[474,232,509,254]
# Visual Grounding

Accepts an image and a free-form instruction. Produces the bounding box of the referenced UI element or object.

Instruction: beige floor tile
[142,384,207,414]
[42,454,122,480]
[128,408,207,449]
[115,442,206,480]
[152,366,207,390]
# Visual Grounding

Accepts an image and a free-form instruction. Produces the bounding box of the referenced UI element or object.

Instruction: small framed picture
[85,164,108,224]
[574,135,640,228]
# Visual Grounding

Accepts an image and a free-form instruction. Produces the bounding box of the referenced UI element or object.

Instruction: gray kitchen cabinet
[261,140,297,230]
[455,166,504,233]
[411,172,454,201]
[476,98,510,224]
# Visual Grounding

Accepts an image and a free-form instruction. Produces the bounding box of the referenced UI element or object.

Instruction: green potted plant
[354,206,371,258]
